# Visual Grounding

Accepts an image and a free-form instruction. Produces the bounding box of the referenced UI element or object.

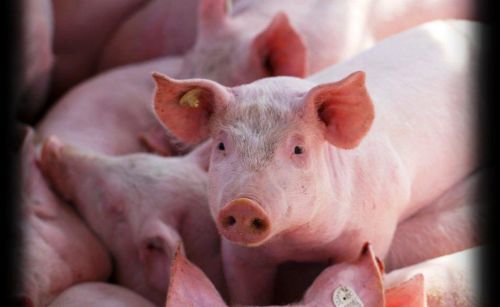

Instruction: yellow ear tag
[179,88,202,108]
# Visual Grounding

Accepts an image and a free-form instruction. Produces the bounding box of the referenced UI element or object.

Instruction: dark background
[2,0,496,305]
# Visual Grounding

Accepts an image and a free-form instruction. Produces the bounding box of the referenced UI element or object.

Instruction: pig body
[48,282,156,307]
[17,128,111,306]
[39,139,226,306]
[384,247,483,306]
[37,56,185,156]
[153,20,481,304]
[18,0,54,122]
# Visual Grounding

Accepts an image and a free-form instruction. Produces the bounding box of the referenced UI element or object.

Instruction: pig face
[177,0,307,86]
[153,71,374,247]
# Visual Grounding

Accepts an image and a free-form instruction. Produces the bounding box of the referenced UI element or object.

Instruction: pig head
[152,71,378,250]
[38,137,225,305]
[17,128,111,307]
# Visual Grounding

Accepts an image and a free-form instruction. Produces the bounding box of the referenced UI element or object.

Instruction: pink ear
[165,246,227,307]
[303,243,385,306]
[306,71,374,149]
[152,72,229,144]
[139,222,182,294]
[251,12,307,77]
[198,0,229,31]
[385,274,426,307]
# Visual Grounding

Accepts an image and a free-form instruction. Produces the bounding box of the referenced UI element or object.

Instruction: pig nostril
[251,218,266,231]
[222,215,236,228]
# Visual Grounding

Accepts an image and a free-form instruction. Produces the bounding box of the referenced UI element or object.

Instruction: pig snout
[217,198,271,246]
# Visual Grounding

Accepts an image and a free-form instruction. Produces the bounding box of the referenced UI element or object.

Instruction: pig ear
[385,274,426,307]
[198,0,230,31]
[152,72,230,144]
[250,12,307,77]
[138,222,183,293]
[304,242,384,306]
[166,247,227,307]
[306,71,374,149]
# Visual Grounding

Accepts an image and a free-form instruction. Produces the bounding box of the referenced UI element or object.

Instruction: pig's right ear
[250,12,307,78]
[152,72,230,144]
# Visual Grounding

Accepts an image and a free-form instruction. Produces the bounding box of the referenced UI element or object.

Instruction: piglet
[152,19,481,304]
[48,282,155,307]
[17,127,111,307]
[38,137,225,306]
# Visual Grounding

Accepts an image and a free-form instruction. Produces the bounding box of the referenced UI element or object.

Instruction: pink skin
[177,0,475,85]
[97,0,200,72]
[38,137,226,306]
[51,0,149,97]
[18,0,54,122]
[153,20,480,304]
[48,282,155,307]
[165,243,421,307]
[37,56,187,156]
[17,127,111,307]
[384,247,483,306]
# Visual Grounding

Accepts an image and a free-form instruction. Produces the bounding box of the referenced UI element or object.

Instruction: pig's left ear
[152,72,230,144]
[306,71,374,149]
[250,12,307,77]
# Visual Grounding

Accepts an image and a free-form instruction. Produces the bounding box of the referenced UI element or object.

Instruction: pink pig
[152,20,481,304]
[48,282,156,307]
[17,127,111,307]
[38,137,226,306]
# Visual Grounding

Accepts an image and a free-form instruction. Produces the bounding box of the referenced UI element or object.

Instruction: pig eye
[218,142,225,151]
[294,146,304,155]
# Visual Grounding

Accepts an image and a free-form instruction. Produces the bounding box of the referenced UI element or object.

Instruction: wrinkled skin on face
[153,20,481,304]
[38,137,226,306]
[17,128,112,307]
[48,282,156,307]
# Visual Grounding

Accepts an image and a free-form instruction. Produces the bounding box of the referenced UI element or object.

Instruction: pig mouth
[216,197,272,247]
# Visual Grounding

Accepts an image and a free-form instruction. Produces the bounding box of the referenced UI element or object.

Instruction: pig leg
[384,171,483,271]
[221,241,277,305]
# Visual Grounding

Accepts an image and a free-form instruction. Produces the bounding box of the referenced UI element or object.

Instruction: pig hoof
[217,198,271,246]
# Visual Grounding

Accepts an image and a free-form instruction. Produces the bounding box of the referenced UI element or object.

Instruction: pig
[17,127,111,307]
[48,282,156,307]
[152,19,481,304]
[17,0,54,123]
[38,137,226,306]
